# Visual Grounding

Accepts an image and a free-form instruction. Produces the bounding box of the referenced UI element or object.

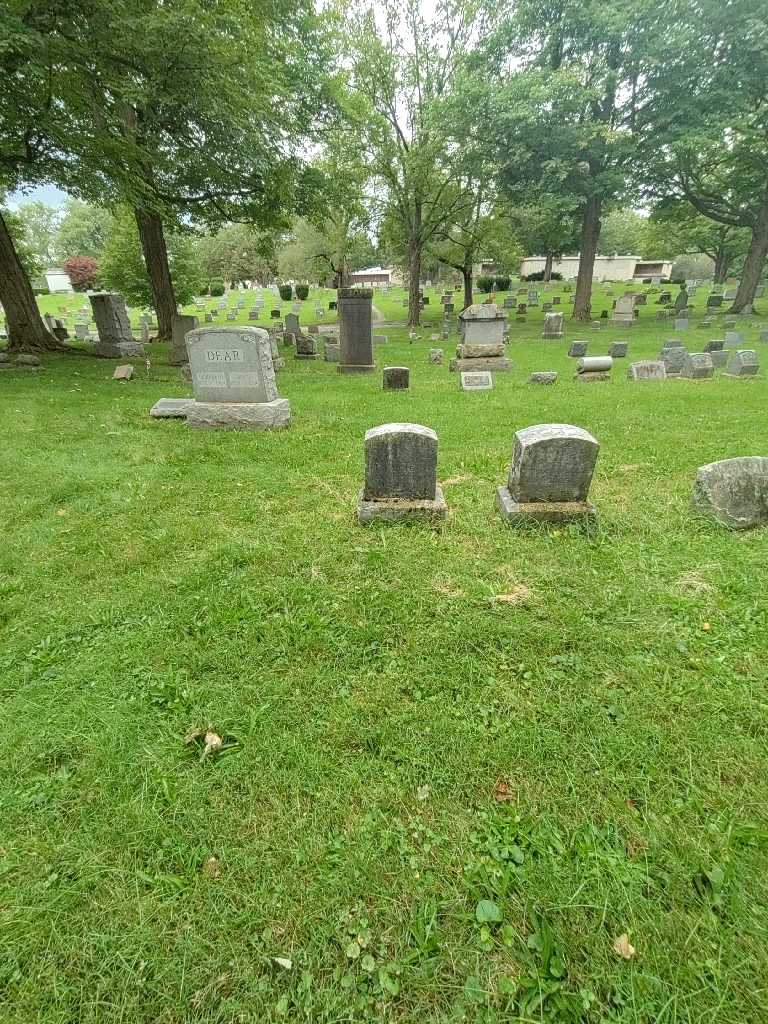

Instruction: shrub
[476,275,495,293]
[209,279,225,296]
[278,283,293,301]
[295,283,309,301]
[493,275,511,292]
[522,270,563,282]
[64,255,99,291]
[33,286,50,296]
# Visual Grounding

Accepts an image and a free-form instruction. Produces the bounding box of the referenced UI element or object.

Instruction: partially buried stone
[530,371,558,384]
[383,366,409,390]
[693,457,768,530]
[324,341,340,362]
[681,352,714,379]
[358,423,447,525]
[294,334,318,360]
[112,364,133,381]
[460,370,493,391]
[496,423,599,525]
[725,350,759,377]
[14,353,41,367]
[627,360,666,381]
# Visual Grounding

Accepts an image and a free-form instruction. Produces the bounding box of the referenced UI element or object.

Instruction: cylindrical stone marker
[577,356,613,373]
[338,288,375,374]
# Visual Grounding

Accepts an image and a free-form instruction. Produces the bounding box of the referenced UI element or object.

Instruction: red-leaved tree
[63,255,99,291]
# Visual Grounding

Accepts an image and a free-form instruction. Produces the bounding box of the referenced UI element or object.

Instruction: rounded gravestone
[693,457,768,530]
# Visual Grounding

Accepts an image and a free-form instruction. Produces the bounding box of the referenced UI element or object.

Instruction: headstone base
[150,398,194,419]
[337,362,375,374]
[574,371,610,383]
[357,486,447,526]
[294,353,319,360]
[449,357,513,372]
[186,398,291,430]
[496,486,596,526]
[93,341,145,359]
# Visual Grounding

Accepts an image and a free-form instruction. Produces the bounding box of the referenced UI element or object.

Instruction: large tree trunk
[0,209,63,354]
[730,187,768,314]
[573,195,602,320]
[134,207,177,341]
[543,252,554,283]
[407,200,422,327]
[712,247,729,284]
[462,254,473,309]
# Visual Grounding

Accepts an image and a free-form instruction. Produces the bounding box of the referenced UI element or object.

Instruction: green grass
[1,282,768,1023]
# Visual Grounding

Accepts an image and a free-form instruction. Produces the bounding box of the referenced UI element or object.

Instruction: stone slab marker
[159,326,290,430]
[530,371,558,385]
[338,287,375,374]
[452,304,511,372]
[89,292,145,358]
[681,352,714,379]
[627,360,667,381]
[358,423,447,525]
[693,457,768,530]
[169,314,198,366]
[383,366,409,390]
[496,424,599,525]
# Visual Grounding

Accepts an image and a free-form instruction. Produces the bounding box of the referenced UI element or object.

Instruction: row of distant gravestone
[355,421,768,533]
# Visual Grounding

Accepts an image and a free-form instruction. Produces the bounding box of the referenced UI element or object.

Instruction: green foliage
[1,206,42,280]
[476,275,495,293]
[55,200,113,261]
[196,224,277,287]
[493,275,511,292]
[209,279,225,297]
[11,201,60,267]
[598,209,650,256]
[295,283,309,300]
[278,283,293,301]
[99,208,203,308]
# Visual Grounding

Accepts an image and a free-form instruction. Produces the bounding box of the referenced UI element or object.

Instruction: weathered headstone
[451,304,511,371]
[429,348,443,364]
[568,341,588,358]
[90,292,144,358]
[169,314,198,366]
[179,326,290,430]
[704,338,724,353]
[681,352,715,379]
[693,457,768,530]
[612,294,636,326]
[627,360,667,381]
[541,312,564,339]
[373,334,388,346]
[496,424,599,525]
[725,350,759,377]
[294,334,319,360]
[357,423,447,525]
[112,364,134,381]
[608,341,628,358]
[338,288,374,374]
[383,366,409,390]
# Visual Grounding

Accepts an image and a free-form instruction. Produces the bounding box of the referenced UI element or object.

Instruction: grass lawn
[1,282,768,1023]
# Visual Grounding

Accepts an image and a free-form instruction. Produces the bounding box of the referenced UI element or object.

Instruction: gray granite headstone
[169,314,198,366]
[460,370,493,391]
[681,352,714,379]
[725,350,759,377]
[568,341,588,358]
[496,423,599,525]
[90,292,144,358]
[429,348,443,364]
[358,423,447,525]
[693,457,768,530]
[186,326,278,403]
[338,288,374,374]
[383,366,409,390]
[608,341,628,358]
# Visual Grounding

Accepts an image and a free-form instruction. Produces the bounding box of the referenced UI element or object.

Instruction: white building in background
[348,266,400,286]
[44,267,74,293]
[518,255,673,282]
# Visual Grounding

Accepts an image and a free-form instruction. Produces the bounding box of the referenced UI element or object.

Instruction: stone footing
[150,398,194,419]
[337,363,375,374]
[574,371,610,383]
[93,341,145,359]
[294,353,319,360]
[358,486,447,526]
[496,486,595,525]
[186,398,291,431]
[449,357,513,372]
